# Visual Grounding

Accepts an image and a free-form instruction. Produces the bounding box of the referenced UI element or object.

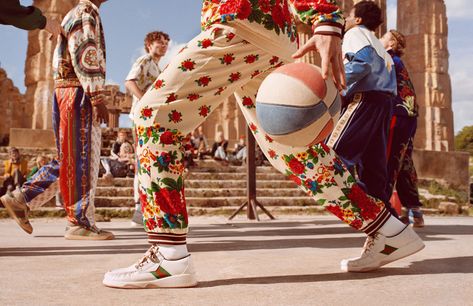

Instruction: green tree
[455,125,473,155]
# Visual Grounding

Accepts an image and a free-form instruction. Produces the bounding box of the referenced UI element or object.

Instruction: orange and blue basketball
[256,63,341,147]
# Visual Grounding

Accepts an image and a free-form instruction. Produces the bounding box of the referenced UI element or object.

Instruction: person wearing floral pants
[103,0,424,289]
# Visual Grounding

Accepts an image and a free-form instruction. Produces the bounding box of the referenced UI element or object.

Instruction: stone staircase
[0,143,322,218]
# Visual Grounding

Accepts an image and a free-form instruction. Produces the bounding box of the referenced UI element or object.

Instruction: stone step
[0,206,330,219]
[185,180,295,189]
[97,175,295,188]
[94,196,315,208]
[95,187,305,198]
[0,205,444,220]
[97,178,294,188]
[186,172,286,180]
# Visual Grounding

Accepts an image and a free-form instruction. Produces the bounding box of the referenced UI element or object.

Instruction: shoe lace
[362,234,379,255]
[135,245,160,269]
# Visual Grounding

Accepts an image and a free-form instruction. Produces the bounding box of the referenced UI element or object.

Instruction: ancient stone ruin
[3,0,469,189]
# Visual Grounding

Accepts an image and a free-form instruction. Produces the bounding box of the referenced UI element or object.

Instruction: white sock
[378,215,406,236]
[158,244,189,260]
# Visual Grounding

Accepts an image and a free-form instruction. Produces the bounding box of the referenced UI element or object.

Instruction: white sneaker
[341,225,425,272]
[103,245,198,288]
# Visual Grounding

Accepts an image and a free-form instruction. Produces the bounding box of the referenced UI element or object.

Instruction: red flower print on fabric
[288,174,302,186]
[198,105,211,117]
[347,184,381,221]
[226,32,236,42]
[228,72,241,83]
[178,59,196,72]
[265,134,274,143]
[187,93,202,102]
[153,79,165,89]
[326,205,344,220]
[350,219,363,230]
[146,218,157,231]
[288,158,305,175]
[268,149,277,159]
[244,54,259,64]
[242,96,255,108]
[154,189,185,216]
[168,110,183,123]
[269,56,279,65]
[271,4,284,28]
[251,70,261,79]
[249,122,258,133]
[220,53,236,65]
[165,93,178,103]
[198,38,213,49]
[219,0,252,20]
[160,131,175,145]
[258,0,272,13]
[140,107,153,120]
[214,86,226,96]
[195,76,212,87]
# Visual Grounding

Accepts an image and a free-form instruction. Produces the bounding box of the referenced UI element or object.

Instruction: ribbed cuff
[362,208,391,236]
[312,22,343,38]
[148,232,187,245]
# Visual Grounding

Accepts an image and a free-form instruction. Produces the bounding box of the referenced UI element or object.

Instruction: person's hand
[44,17,64,40]
[292,34,346,91]
[94,103,109,125]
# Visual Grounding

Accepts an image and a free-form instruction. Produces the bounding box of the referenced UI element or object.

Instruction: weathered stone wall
[0,69,28,144]
[24,0,78,130]
[397,0,454,151]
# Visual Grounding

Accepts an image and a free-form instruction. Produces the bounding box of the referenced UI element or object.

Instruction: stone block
[438,202,460,215]
[413,149,470,192]
[9,128,55,148]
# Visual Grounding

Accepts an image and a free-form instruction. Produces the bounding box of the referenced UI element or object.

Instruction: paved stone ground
[1,216,472,306]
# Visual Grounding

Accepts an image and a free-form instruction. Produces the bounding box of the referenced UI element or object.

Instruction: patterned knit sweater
[201,0,344,61]
[53,0,106,105]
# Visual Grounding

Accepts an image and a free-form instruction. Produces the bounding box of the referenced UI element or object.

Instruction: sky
[0,0,471,132]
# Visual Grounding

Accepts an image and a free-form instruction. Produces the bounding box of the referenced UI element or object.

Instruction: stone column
[202,95,245,147]
[24,0,78,130]
[397,0,454,151]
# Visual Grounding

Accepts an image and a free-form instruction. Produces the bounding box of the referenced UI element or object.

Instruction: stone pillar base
[9,128,55,148]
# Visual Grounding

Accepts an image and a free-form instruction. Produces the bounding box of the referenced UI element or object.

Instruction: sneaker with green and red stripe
[103,245,198,288]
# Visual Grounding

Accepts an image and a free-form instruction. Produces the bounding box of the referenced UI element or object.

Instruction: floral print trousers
[133,25,391,245]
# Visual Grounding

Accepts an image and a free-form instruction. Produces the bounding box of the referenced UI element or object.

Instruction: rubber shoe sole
[102,273,198,289]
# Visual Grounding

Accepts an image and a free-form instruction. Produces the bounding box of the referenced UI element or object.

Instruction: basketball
[256,63,341,147]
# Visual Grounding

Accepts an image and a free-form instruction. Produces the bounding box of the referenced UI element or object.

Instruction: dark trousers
[1,169,26,196]
[386,115,422,209]
[326,91,396,216]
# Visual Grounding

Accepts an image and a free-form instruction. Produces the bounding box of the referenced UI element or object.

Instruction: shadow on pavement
[197,256,473,288]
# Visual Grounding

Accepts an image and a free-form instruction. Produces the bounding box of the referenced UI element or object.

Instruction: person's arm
[290,0,345,90]
[0,0,62,36]
[3,160,11,178]
[125,56,148,99]
[125,80,145,100]
[0,0,46,30]
[343,48,372,92]
[66,5,108,123]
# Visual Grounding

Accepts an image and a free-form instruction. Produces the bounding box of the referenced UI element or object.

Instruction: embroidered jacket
[53,0,106,105]
[342,25,397,98]
[201,0,344,61]
[388,50,418,117]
